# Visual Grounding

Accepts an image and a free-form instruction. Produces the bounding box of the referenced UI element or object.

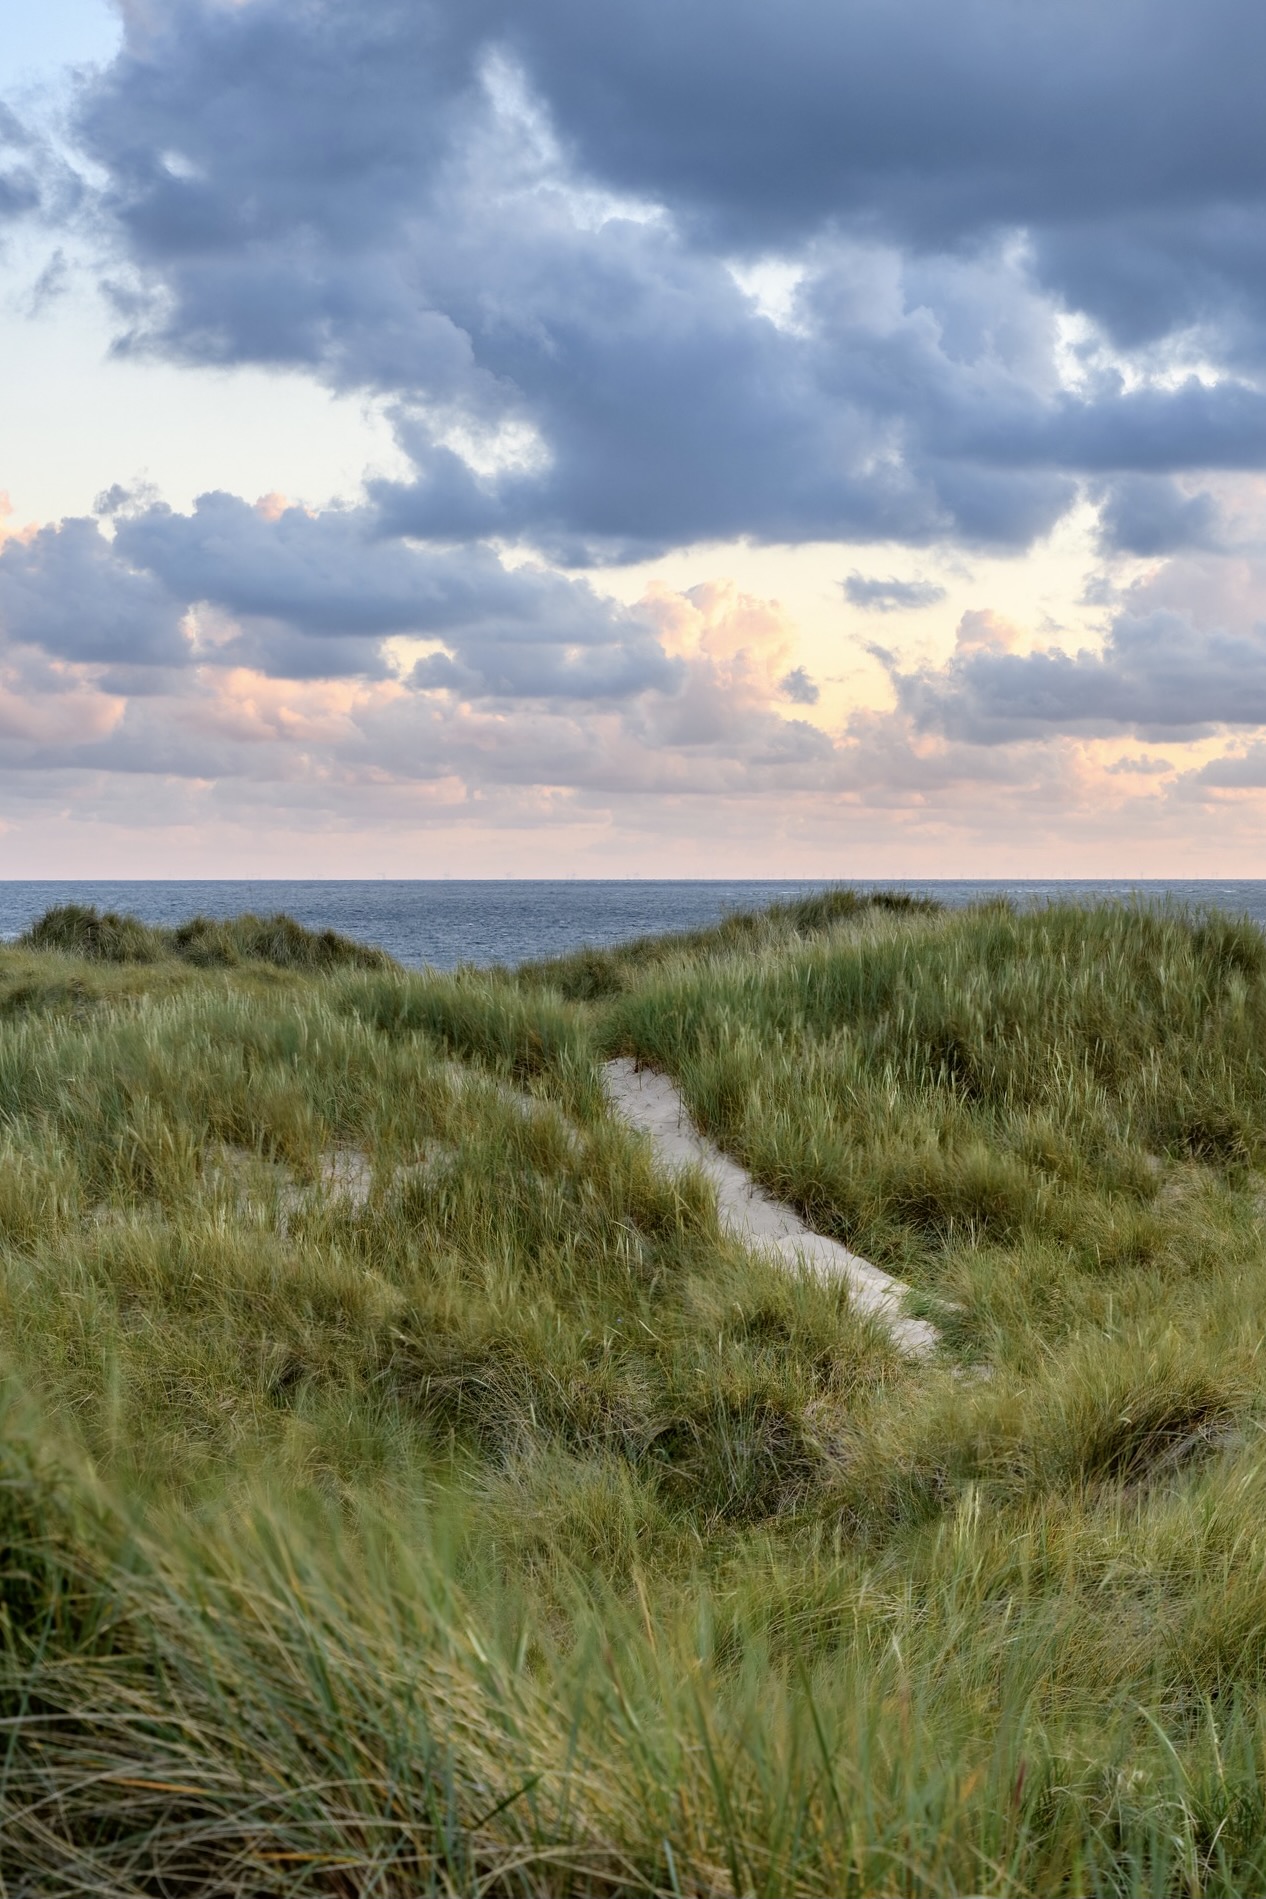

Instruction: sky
[1,0,1265,877]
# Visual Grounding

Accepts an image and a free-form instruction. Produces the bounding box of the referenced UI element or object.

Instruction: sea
[1,879,1265,970]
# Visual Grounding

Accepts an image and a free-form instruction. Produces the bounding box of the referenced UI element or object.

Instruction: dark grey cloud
[1035,206,1266,370]
[411,633,677,702]
[942,378,1266,475]
[0,97,85,236]
[1196,745,1266,788]
[1,495,678,696]
[886,609,1266,742]
[114,491,621,639]
[486,2,1259,235]
[1094,476,1222,557]
[54,0,1266,565]
[118,491,677,692]
[0,519,189,666]
[489,0,1266,354]
[779,666,820,705]
[844,574,948,612]
[0,103,44,225]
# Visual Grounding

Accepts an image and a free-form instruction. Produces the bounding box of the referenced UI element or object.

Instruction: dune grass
[20,899,394,970]
[2,894,1266,1891]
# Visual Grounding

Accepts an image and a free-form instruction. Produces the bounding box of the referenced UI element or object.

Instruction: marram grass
[2,893,1266,1891]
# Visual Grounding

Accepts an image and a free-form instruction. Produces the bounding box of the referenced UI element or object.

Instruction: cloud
[779,666,820,704]
[0,519,190,667]
[1104,754,1174,775]
[220,504,677,696]
[11,0,1266,872]
[1095,475,1222,555]
[78,0,1266,364]
[0,562,843,811]
[1193,744,1266,788]
[886,606,1266,742]
[0,492,679,694]
[844,573,948,612]
[490,0,1266,352]
[1,522,1262,875]
[0,103,45,225]
[49,0,1266,566]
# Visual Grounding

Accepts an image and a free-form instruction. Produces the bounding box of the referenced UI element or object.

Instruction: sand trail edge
[601,1058,939,1360]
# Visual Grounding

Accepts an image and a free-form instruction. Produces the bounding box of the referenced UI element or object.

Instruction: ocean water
[1,878,1265,970]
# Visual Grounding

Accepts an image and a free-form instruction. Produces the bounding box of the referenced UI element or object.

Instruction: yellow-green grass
[2,894,1266,1893]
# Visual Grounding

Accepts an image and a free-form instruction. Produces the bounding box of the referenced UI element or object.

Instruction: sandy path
[602,1058,938,1359]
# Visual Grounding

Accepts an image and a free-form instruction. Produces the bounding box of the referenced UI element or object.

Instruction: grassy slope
[2,895,1266,1892]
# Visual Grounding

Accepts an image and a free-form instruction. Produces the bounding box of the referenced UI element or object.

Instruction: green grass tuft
[22,901,394,970]
[517,883,938,999]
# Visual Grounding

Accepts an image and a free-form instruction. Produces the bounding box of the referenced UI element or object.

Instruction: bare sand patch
[602,1057,938,1359]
